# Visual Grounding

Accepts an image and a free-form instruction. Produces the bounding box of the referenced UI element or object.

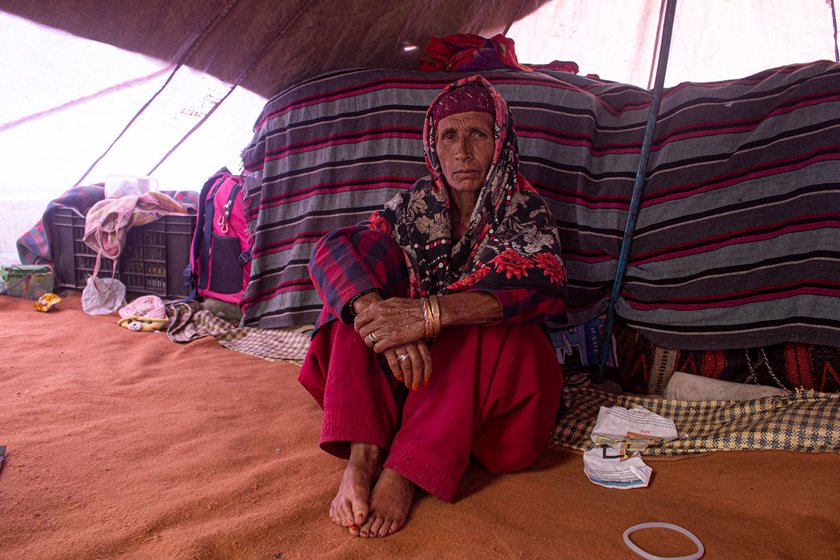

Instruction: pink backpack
[189,168,252,305]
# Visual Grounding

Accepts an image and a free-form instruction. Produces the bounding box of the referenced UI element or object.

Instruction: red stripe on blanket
[252,231,330,259]
[256,75,638,130]
[517,126,641,155]
[624,282,840,311]
[260,178,413,208]
[652,93,840,147]
[642,148,840,206]
[262,128,423,162]
[240,279,315,306]
[632,215,840,264]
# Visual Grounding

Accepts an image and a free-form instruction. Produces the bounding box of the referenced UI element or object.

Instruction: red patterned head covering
[431,83,495,125]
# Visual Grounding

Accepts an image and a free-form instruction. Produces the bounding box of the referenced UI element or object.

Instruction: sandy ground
[0,292,838,560]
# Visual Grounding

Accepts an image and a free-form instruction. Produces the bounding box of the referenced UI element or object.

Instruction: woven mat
[552,386,840,454]
[167,303,311,363]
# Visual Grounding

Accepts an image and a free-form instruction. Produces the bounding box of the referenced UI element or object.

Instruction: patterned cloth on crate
[166,301,310,363]
[553,386,840,454]
[83,192,189,260]
[613,321,840,394]
[370,75,568,307]
[16,185,199,266]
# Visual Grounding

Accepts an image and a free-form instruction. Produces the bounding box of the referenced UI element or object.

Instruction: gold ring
[397,353,409,362]
[367,332,380,344]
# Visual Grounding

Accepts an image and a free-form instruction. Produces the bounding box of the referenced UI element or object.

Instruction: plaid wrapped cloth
[552,386,840,454]
[167,303,310,363]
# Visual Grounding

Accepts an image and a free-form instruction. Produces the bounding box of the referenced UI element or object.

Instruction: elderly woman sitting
[299,75,567,538]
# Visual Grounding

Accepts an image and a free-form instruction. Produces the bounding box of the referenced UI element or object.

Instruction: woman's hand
[383,340,433,390]
[350,290,503,391]
[354,296,426,352]
[350,293,432,388]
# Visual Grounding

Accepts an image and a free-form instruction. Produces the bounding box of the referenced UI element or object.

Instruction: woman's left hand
[383,340,433,390]
[354,296,426,352]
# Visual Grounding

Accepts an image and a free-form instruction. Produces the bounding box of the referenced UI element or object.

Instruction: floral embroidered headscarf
[368,75,567,301]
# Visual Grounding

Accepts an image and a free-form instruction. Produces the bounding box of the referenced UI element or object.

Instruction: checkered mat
[552,387,840,454]
[167,303,311,363]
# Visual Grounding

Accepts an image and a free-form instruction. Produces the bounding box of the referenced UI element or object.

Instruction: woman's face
[434,111,495,194]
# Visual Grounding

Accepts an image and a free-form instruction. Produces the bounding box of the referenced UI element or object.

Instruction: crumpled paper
[583,405,678,489]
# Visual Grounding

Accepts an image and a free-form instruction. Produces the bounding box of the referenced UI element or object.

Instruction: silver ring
[367,332,380,344]
[397,353,409,362]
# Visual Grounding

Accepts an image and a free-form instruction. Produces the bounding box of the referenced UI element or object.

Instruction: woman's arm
[437,291,502,326]
[352,291,501,350]
[352,289,559,390]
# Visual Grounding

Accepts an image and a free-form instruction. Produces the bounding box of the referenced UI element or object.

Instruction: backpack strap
[198,177,225,292]
[190,167,230,296]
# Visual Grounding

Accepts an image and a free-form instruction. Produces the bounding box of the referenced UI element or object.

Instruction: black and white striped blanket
[241,61,840,350]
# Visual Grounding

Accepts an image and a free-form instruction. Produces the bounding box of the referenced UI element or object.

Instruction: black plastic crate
[50,207,196,298]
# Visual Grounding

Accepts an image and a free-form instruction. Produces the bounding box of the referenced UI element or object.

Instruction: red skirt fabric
[299,319,563,502]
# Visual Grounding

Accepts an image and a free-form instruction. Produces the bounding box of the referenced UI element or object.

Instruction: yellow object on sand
[34,293,61,312]
[118,316,169,332]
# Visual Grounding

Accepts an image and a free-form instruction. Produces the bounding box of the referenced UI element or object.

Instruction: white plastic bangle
[623,522,704,560]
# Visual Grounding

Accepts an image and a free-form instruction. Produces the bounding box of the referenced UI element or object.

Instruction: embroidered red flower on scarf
[448,266,490,291]
[368,211,393,235]
[490,249,531,279]
[533,252,566,285]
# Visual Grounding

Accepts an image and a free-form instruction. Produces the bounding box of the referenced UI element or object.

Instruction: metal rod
[596,0,679,381]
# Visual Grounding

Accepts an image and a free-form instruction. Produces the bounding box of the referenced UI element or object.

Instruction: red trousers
[299,319,563,502]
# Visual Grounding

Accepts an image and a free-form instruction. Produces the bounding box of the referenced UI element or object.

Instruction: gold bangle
[421,296,432,339]
[420,295,442,339]
[429,295,441,337]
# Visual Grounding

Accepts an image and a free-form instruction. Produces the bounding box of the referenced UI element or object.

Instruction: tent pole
[830,0,839,62]
[596,0,678,382]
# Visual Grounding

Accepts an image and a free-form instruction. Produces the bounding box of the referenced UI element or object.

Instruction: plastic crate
[50,207,196,298]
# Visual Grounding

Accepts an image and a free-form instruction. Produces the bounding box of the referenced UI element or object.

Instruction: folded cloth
[664,371,788,401]
[166,301,203,342]
[420,33,531,72]
[119,295,166,319]
[166,302,311,363]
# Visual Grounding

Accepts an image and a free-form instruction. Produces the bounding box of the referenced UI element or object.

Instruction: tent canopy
[5,0,837,99]
[0,0,546,99]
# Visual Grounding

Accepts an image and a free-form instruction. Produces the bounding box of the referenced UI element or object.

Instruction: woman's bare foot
[330,443,383,534]
[358,467,415,538]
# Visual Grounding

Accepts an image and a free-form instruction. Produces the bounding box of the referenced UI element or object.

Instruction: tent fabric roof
[1,0,547,98]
